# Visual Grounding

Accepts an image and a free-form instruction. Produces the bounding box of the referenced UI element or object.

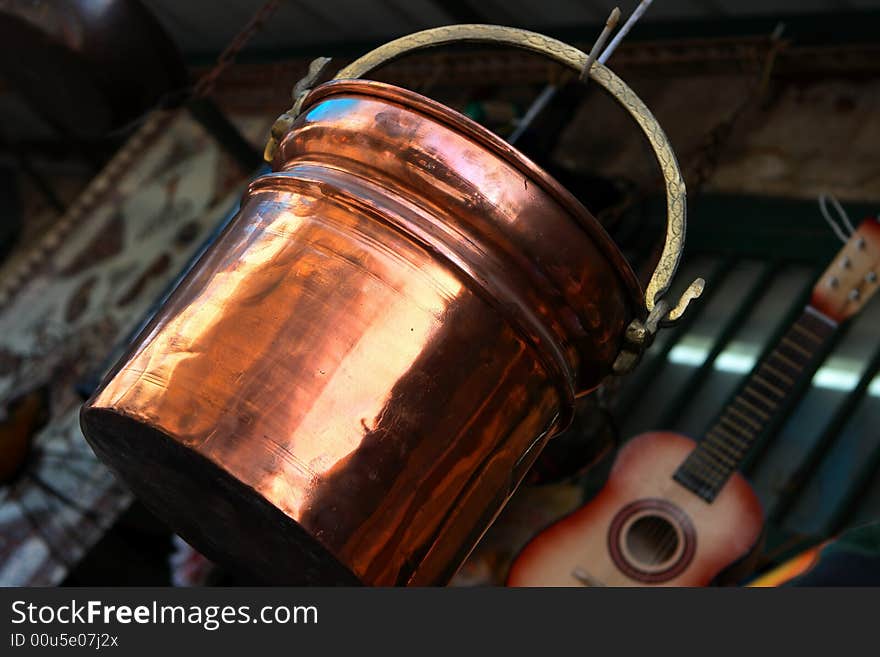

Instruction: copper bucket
[81,26,702,585]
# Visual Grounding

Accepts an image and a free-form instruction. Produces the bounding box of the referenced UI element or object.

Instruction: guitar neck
[673,305,838,502]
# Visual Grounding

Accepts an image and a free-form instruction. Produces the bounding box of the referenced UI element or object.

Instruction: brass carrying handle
[265,24,702,325]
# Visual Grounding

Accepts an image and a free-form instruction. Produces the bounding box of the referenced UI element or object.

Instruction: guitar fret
[804,305,838,331]
[674,468,720,503]
[677,442,734,501]
[761,362,794,386]
[734,395,770,421]
[770,350,803,373]
[726,405,762,431]
[719,416,754,442]
[701,444,737,468]
[674,306,838,504]
[711,425,750,450]
[781,336,812,359]
[674,468,713,499]
[752,374,785,397]
[687,450,727,482]
[741,386,777,412]
[680,456,716,486]
[792,322,823,344]
[691,451,730,493]
[701,436,736,462]
[703,436,741,462]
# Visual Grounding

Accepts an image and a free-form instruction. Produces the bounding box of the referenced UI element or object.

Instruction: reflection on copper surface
[82,80,643,585]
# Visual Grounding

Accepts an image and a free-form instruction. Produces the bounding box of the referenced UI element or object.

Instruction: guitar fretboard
[673,305,837,503]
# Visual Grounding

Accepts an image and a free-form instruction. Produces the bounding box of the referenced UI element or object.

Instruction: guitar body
[507,432,764,586]
[509,217,880,587]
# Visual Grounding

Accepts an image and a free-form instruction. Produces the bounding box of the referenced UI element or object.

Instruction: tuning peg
[849,289,861,301]
[868,272,878,283]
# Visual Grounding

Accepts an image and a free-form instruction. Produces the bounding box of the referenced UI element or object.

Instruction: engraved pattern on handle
[268,24,691,317]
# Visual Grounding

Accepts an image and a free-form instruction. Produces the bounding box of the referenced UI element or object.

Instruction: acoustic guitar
[508,217,880,586]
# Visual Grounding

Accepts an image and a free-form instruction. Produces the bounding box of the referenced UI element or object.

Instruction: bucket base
[81,408,361,585]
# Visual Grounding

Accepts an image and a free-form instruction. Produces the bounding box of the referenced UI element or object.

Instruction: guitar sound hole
[625,514,679,566]
[608,499,696,583]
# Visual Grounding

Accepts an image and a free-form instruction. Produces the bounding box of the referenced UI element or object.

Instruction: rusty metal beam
[199,37,880,114]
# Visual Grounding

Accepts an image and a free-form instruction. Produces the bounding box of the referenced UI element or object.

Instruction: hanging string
[818,193,855,244]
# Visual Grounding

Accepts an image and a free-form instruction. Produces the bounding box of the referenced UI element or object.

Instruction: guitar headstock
[811,217,880,322]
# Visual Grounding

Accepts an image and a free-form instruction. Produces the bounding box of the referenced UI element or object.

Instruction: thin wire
[829,194,855,235]
[508,1,651,144]
[598,0,654,65]
[818,193,854,244]
[507,85,560,145]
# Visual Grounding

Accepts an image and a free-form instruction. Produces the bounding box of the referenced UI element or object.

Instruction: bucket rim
[280,78,645,317]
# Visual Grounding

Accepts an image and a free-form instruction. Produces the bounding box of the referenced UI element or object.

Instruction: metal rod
[598,0,654,65]
[509,1,651,145]
[506,84,561,145]
[580,7,621,82]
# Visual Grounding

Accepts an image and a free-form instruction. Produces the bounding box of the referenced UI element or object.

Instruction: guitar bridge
[572,566,605,587]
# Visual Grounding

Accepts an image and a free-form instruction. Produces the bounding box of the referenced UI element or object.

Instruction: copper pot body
[81,80,643,585]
